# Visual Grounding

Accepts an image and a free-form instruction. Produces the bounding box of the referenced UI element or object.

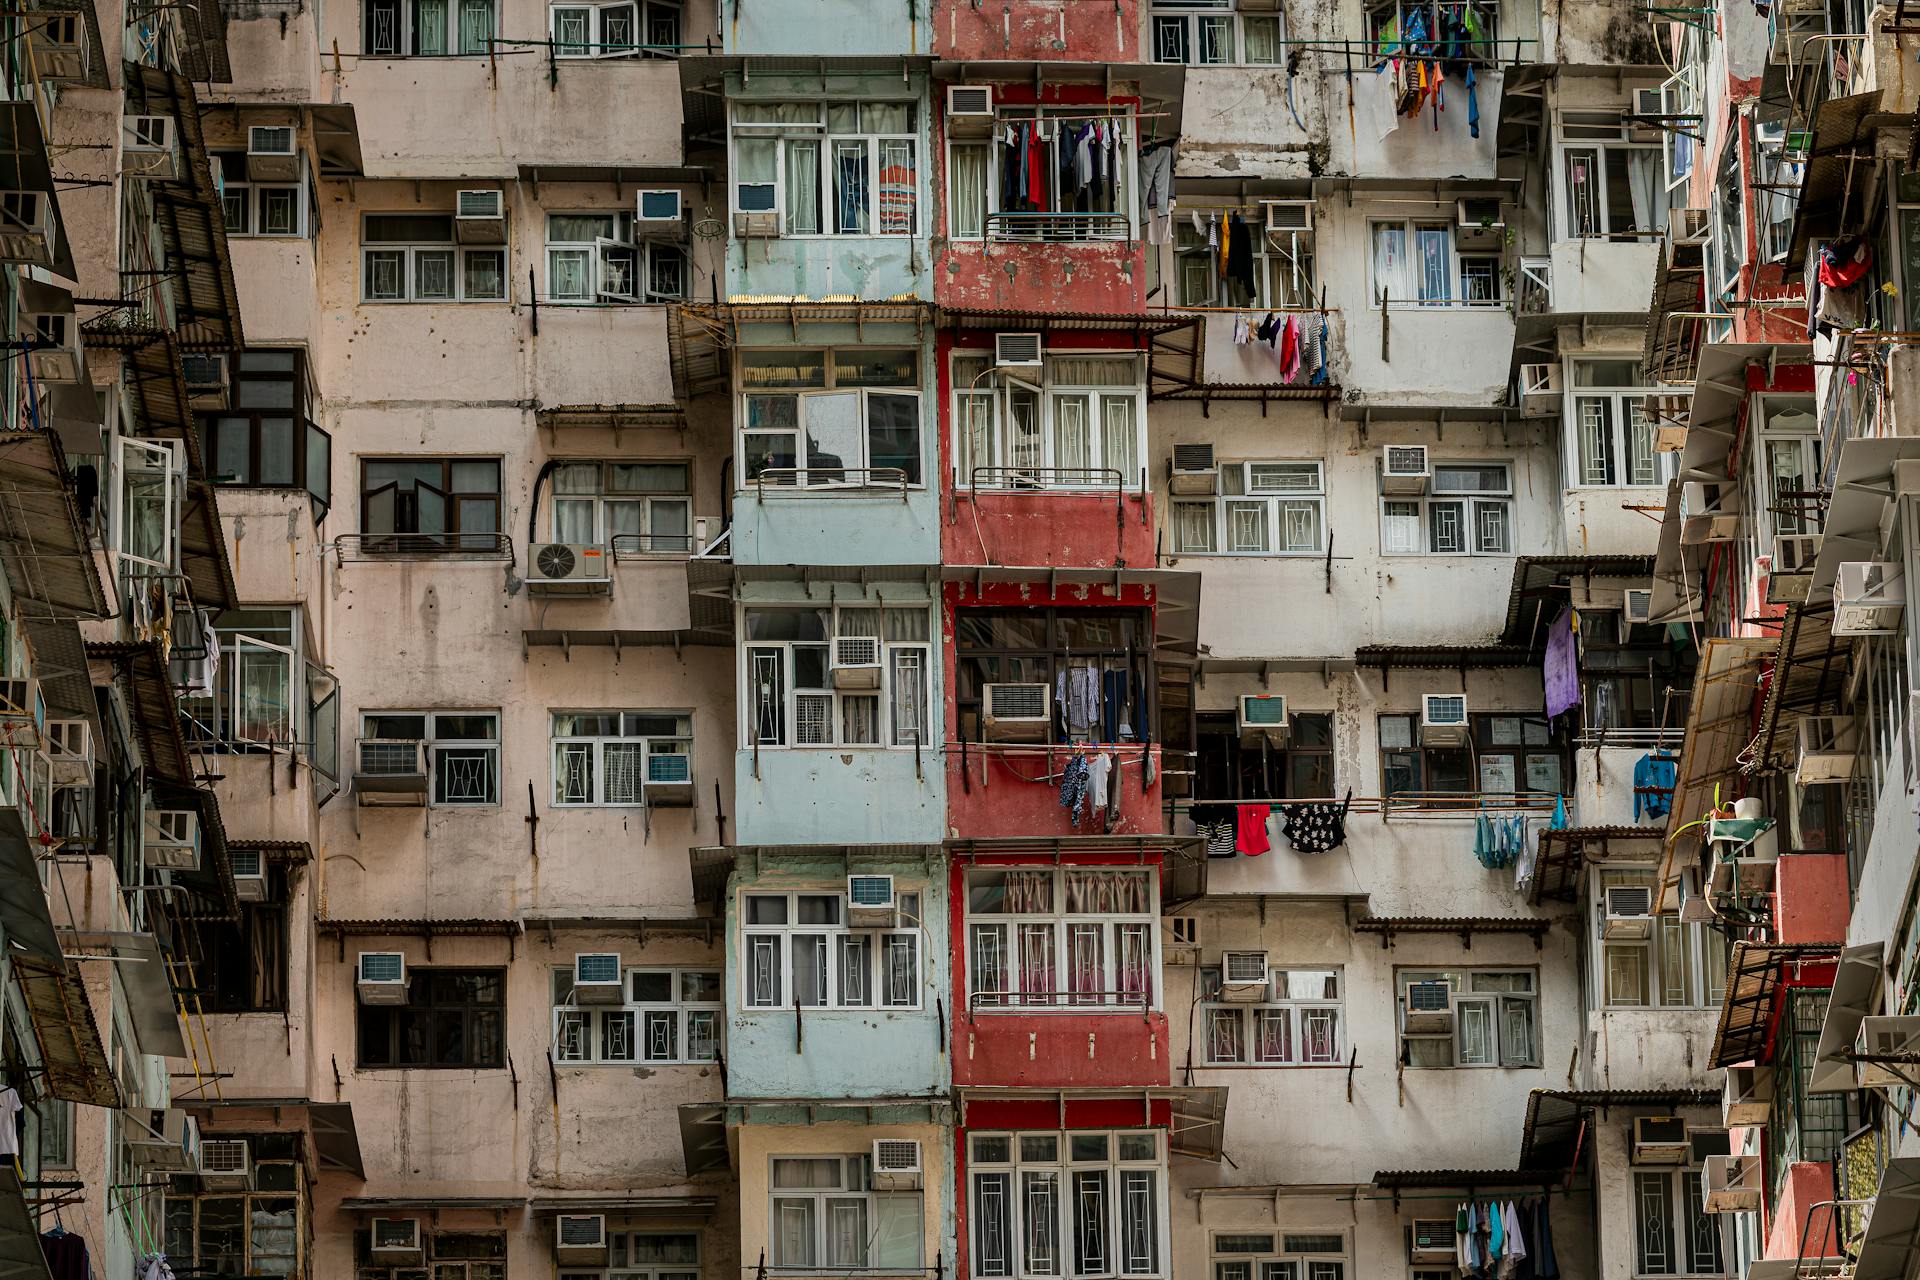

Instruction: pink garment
[1235,804,1271,856]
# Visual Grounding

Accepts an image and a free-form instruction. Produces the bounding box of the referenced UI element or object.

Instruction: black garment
[1279,796,1351,854]
[1189,804,1237,858]
[1225,214,1258,305]
[41,1232,90,1280]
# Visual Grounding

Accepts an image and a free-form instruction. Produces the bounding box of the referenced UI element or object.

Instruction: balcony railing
[334,532,516,562]
[751,467,911,499]
[964,466,1132,492]
[969,989,1154,1014]
[984,211,1130,244]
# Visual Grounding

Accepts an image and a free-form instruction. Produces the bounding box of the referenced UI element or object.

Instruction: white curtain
[1370,224,1406,304]
[1101,396,1138,486]
[951,145,988,238]
[1627,148,1664,234]
[785,141,820,235]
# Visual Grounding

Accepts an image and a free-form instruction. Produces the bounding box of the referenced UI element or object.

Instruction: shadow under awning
[0,808,59,962]
[1854,1158,1920,1280]
[0,431,108,619]
[1811,941,1885,1093]
[0,1168,54,1280]
[678,1103,730,1176]
[12,951,118,1107]
[0,103,75,279]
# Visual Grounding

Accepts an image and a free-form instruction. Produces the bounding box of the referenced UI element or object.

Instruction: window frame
[1631,1167,1726,1277]
[559,1231,700,1280]
[1395,968,1540,1069]
[729,101,921,239]
[1554,110,1668,240]
[942,106,1138,242]
[1190,709,1335,801]
[1171,460,1326,556]
[358,456,503,552]
[360,213,507,304]
[362,0,498,55]
[1148,4,1285,66]
[1171,214,1316,308]
[355,967,506,1069]
[1378,462,1514,557]
[741,603,933,750]
[1376,711,1568,800]
[549,710,693,807]
[739,889,925,1011]
[768,1152,925,1273]
[551,965,721,1065]
[968,1129,1167,1280]
[1208,1231,1350,1280]
[964,866,1160,1012]
[1368,217,1504,310]
[360,709,501,806]
[547,460,694,553]
[949,351,1146,491]
[1565,358,1668,489]
[951,604,1153,746]
[164,1182,305,1278]
[1198,967,1344,1066]
[737,346,925,489]
[202,349,333,516]
[212,149,309,239]
[1593,868,1728,1011]
[544,209,688,303]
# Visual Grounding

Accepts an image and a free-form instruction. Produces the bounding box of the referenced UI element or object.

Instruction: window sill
[1168,550,1325,559]
[354,1064,510,1073]
[968,1004,1161,1016]
[538,297,681,308]
[358,298,511,306]
[746,744,927,753]
[741,1006,925,1015]
[1197,1061,1347,1069]
[553,1057,720,1067]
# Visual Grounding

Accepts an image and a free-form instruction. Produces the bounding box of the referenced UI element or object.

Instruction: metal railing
[752,467,911,500]
[984,211,1130,244]
[965,465,1128,492]
[1783,34,1870,136]
[1516,257,1552,316]
[610,531,699,557]
[334,532,516,562]
[1572,726,1687,750]
[969,989,1154,1013]
[1379,791,1563,819]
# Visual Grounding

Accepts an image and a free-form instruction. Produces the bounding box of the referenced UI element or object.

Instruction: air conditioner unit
[42,719,91,786]
[1519,363,1561,417]
[947,85,995,118]
[355,952,408,1005]
[1680,480,1741,543]
[1380,444,1431,494]
[0,678,43,731]
[1455,196,1504,246]
[1723,1065,1774,1127]
[1168,443,1218,496]
[643,748,693,805]
[1219,950,1271,1002]
[246,125,299,181]
[1767,533,1822,604]
[995,332,1043,368]
[121,115,177,180]
[1629,86,1666,141]
[1623,588,1654,625]
[733,210,780,238]
[527,542,611,594]
[1834,560,1906,635]
[453,189,506,243]
[0,191,53,267]
[1262,199,1313,233]
[573,953,625,1004]
[230,846,268,902]
[181,352,228,408]
[1164,916,1199,965]
[830,635,882,690]
[142,808,200,870]
[1237,694,1289,743]
[26,310,79,383]
[555,1214,610,1266]
[1702,1153,1761,1212]
[370,1218,424,1263]
[871,1138,922,1188]
[983,682,1050,743]
[1409,1218,1455,1263]
[1795,715,1859,785]
[1632,1115,1691,1165]
[128,1109,200,1171]
[1420,694,1469,746]
[634,189,684,231]
[198,1138,252,1190]
[28,13,88,82]
[1402,980,1454,1035]
[1602,884,1654,939]
[1856,1015,1920,1089]
[1672,207,1711,245]
[847,874,897,927]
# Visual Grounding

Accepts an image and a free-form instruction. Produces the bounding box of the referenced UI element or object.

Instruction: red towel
[1235,804,1271,855]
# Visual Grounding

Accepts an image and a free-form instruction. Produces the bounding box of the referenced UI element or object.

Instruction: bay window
[1172,461,1324,555]
[950,352,1144,489]
[740,890,922,1010]
[1567,359,1664,488]
[771,1154,924,1272]
[203,349,333,515]
[1370,219,1501,308]
[179,609,336,755]
[1380,463,1512,556]
[550,711,691,806]
[743,605,931,748]
[1558,111,1666,239]
[732,101,917,237]
[1595,869,1728,1009]
[1397,969,1539,1068]
[966,868,1157,1009]
[739,347,922,487]
[1201,967,1342,1065]
[970,1130,1165,1279]
[1751,397,1819,545]
[361,214,506,302]
[211,150,306,238]
[953,606,1152,745]
[546,211,687,302]
[550,460,693,552]
[551,966,720,1064]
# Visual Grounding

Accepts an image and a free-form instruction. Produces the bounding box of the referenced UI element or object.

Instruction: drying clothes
[1550,794,1568,831]
[1531,1198,1558,1278]
[41,1234,90,1280]
[1106,756,1123,824]
[1085,753,1113,814]
[1057,667,1101,736]
[1308,311,1331,385]
[1354,67,1399,143]
[1235,803,1272,855]
[1058,753,1090,823]
[1278,314,1301,382]
[1488,1196,1506,1260]
[0,1086,18,1157]
[1544,607,1580,719]
[1232,313,1251,345]
[1634,753,1678,819]
[1466,63,1481,138]
[1190,804,1238,858]
[1101,668,1133,742]
[1204,822,1236,858]
[1456,1204,1478,1274]
[1500,1200,1528,1278]
[1225,213,1257,303]
[1279,798,1348,854]
[1138,143,1174,245]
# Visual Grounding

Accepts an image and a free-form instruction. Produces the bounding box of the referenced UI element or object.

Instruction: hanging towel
[1085,753,1112,814]
[1354,67,1399,142]
[1500,1200,1528,1278]
[1488,1198,1505,1259]
[1278,314,1301,382]
[1551,795,1568,830]
[1466,63,1481,138]
[1235,804,1271,855]
[1544,607,1581,719]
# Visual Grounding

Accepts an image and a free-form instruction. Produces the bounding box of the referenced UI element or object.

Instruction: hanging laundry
[1354,68,1400,142]
[1279,796,1349,853]
[1225,213,1257,304]
[1551,795,1568,831]
[41,1234,90,1280]
[1309,311,1331,386]
[1138,141,1174,245]
[1500,1200,1528,1278]
[1634,752,1678,819]
[1057,666,1101,737]
[1105,755,1123,824]
[1544,607,1581,719]
[1084,752,1112,814]
[1278,314,1301,382]
[1058,753,1089,823]
[1235,803,1271,855]
[1531,1198,1559,1278]
[1465,64,1481,139]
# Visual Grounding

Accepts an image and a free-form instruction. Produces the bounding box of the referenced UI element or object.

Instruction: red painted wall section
[1763,1161,1838,1260]
[1771,854,1850,945]
[933,0,1139,67]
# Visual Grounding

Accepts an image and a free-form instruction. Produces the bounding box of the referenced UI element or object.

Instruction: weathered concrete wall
[722,0,930,55]
[934,0,1137,62]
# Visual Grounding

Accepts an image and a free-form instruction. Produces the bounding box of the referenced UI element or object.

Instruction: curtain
[1256,1009,1290,1062]
[834,141,869,234]
[1243,15,1279,62]
[957,390,995,483]
[1102,396,1138,486]
[1047,355,1139,386]
[1626,148,1664,234]
[952,144,988,238]
[458,0,493,53]
[1415,226,1449,302]
[1370,224,1405,304]
[878,138,916,234]
[414,0,447,53]
[1206,1008,1243,1062]
[1067,923,1103,1003]
[1003,870,1054,912]
[1065,869,1147,913]
[786,140,820,235]
[792,934,827,1005]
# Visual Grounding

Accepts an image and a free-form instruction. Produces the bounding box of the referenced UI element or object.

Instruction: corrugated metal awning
[12,951,118,1107]
[1810,941,1883,1094]
[0,807,59,962]
[1709,940,1839,1068]
[1654,636,1774,913]
[0,431,107,620]
[53,928,185,1057]
[87,641,190,782]
[1528,826,1664,905]
[1752,602,1849,773]
[0,1168,54,1280]
[0,102,75,278]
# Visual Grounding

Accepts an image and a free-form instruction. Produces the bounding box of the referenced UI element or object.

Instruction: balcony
[938,222,1146,313]
[946,743,1164,838]
[945,468,1153,569]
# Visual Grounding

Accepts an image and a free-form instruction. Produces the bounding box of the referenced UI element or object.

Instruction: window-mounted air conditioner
[1219,950,1270,1002]
[121,115,177,180]
[142,808,200,870]
[246,126,299,181]
[0,678,41,731]
[1767,533,1822,604]
[355,952,408,1005]
[983,682,1050,743]
[230,846,268,902]
[1722,1064,1774,1127]
[733,209,780,238]
[1702,1153,1761,1212]
[527,543,611,595]
[43,718,91,786]
[1632,1116,1691,1165]
[1237,694,1288,743]
[370,1218,424,1262]
[1623,588,1655,625]
[1679,480,1741,544]
[26,310,79,384]
[1602,884,1654,940]
[1168,443,1217,496]
[830,635,882,690]
[1856,1016,1920,1089]
[1164,915,1200,964]
[181,352,228,408]
[1380,444,1430,495]
[1409,1218,1455,1263]
[0,191,54,268]
[1834,560,1906,635]
[555,1214,610,1266]
[994,332,1043,368]
[198,1138,252,1190]
[128,1108,200,1171]
[1794,715,1859,786]
[1263,199,1313,233]
[1402,980,1454,1035]
[573,953,624,1004]
[871,1138,923,1188]
[1629,87,1666,142]
[1455,196,1504,246]
[948,85,994,117]
[1519,363,1560,418]
[454,189,507,244]
[1420,695,1468,746]
[644,748,693,805]
[28,12,87,82]
[847,874,897,928]
[636,188,684,228]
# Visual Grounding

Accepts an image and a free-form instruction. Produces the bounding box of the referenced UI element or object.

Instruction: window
[1200,967,1342,1065]
[1380,463,1512,556]
[165,1182,303,1277]
[951,353,1145,489]
[1633,1170,1725,1276]
[36,1100,71,1168]
[183,890,290,1013]
[211,150,306,238]
[115,436,185,580]
[1172,461,1324,555]
[1751,397,1819,545]
[363,0,495,54]
[548,0,677,56]
[361,214,506,302]
[551,711,691,806]
[1577,610,1696,731]
[1558,111,1667,239]
[1210,1232,1347,1280]
[1173,214,1315,307]
[1377,713,1567,798]
[1567,359,1664,488]
[1397,969,1538,1068]
[561,1232,699,1280]
[202,350,332,515]
[739,347,923,487]
[1369,219,1501,308]
[1191,711,1334,800]
[180,608,305,749]
[744,605,932,749]
[1768,988,1856,1193]
[740,890,923,1010]
[552,966,720,1064]
[545,211,687,302]
[1150,4,1282,65]
[945,107,1135,242]
[362,711,499,805]
[358,1232,505,1280]
[549,461,692,552]
[966,868,1157,1009]
[1595,870,1728,1009]
[731,102,917,237]
[970,1130,1165,1279]
[953,606,1152,744]
[359,457,502,552]
[771,1153,923,1272]
[356,968,505,1068]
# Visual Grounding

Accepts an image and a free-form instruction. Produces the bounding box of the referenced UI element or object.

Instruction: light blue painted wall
[733,748,946,846]
[719,0,931,57]
[723,853,951,1099]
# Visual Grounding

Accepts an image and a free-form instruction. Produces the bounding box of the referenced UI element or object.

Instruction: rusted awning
[0,102,75,278]
[1710,941,1840,1068]
[1528,826,1666,905]
[1753,602,1849,773]
[1355,643,1542,671]
[535,402,687,434]
[0,431,108,619]
[1788,91,1900,263]
[12,952,118,1107]
[88,640,190,782]
[529,1193,720,1218]
[177,0,232,83]
[1655,636,1775,913]
[1500,555,1655,645]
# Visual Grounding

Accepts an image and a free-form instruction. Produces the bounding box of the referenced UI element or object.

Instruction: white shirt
[0,1086,22,1157]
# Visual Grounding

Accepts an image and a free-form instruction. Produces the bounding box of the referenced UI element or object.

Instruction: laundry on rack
[1278,314,1301,382]
[1634,752,1678,819]
[1474,813,1528,869]
[1057,666,1102,737]
[1225,213,1257,304]
[1058,753,1090,824]
[1278,795,1349,853]
[1085,752,1112,814]
[1190,803,1238,857]
[1550,794,1568,831]
[1138,141,1174,244]
[1235,803,1272,855]
[41,1232,91,1280]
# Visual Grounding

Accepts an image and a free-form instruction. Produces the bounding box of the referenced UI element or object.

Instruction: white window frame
[1148,3,1284,66]
[741,604,932,750]
[360,709,500,806]
[942,107,1136,243]
[737,347,925,490]
[1171,460,1325,556]
[115,435,185,579]
[558,1231,700,1280]
[545,210,688,303]
[362,0,498,56]
[552,966,720,1065]
[965,867,1160,1012]
[1209,1231,1350,1280]
[217,153,308,239]
[548,460,694,553]
[1171,215,1316,308]
[360,214,507,303]
[549,0,636,56]
[1199,967,1343,1066]
[1396,968,1539,1069]
[1565,358,1667,489]
[739,890,924,1011]
[769,1153,925,1273]
[729,101,920,238]
[550,711,692,808]
[1555,110,1667,240]
[1632,1168,1725,1277]
[949,352,1146,490]
[1379,462,1514,557]
[1368,218,1503,310]
[1593,869,1728,1011]
[968,1130,1167,1280]
[1748,395,1819,563]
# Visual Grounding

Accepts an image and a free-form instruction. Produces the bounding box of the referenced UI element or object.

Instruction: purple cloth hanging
[1544,608,1581,720]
